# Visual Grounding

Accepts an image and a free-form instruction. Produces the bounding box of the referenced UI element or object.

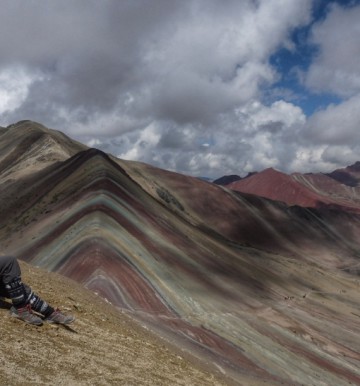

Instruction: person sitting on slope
[0,255,75,326]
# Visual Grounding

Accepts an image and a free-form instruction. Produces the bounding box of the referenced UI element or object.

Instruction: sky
[0,0,360,178]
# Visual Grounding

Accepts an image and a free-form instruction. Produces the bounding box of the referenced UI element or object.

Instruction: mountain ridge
[225,165,360,213]
[1,121,360,385]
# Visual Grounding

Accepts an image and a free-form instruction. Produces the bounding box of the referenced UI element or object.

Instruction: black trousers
[0,255,22,297]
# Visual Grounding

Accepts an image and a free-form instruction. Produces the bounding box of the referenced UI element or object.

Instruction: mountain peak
[213,174,241,185]
[1,122,360,385]
[347,160,360,171]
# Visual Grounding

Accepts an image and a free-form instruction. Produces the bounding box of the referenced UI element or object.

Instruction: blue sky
[269,0,355,116]
[269,31,341,116]
[0,0,360,178]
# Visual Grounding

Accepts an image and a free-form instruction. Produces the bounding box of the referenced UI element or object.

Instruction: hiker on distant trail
[0,255,75,326]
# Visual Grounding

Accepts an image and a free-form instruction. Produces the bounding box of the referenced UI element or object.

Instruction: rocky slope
[1,121,360,385]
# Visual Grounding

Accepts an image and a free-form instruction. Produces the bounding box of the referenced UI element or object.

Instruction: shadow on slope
[0,127,360,384]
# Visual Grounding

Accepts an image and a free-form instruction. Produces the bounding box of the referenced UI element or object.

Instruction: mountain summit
[1,121,360,385]
[225,165,360,212]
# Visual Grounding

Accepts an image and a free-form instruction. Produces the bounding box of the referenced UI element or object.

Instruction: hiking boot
[10,305,43,326]
[45,309,75,325]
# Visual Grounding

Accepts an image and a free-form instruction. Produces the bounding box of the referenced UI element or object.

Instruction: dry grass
[0,261,227,386]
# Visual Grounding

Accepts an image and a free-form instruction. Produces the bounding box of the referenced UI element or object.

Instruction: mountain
[213,174,242,185]
[327,161,360,187]
[1,121,360,385]
[213,172,259,186]
[0,120,86,181]
[226,167,360,212]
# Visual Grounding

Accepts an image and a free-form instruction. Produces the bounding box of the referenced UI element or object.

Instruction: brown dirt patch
[0,261,228,386]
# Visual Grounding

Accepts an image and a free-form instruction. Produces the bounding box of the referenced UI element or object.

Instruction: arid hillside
[0,121,360,385]
[226,166,360,211]
[0,261,226,386]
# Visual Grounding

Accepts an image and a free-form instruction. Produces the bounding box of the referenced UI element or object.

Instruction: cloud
[321,145,360,166]
[305,94,360,145]
[234,100,306,173]
[0,67,37,114]
[305,3,360,97]
[300,2,360,173]
[8,0,360,178]
[113,99,307,177]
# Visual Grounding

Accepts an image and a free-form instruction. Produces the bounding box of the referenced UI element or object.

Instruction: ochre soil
[0,261,228,386]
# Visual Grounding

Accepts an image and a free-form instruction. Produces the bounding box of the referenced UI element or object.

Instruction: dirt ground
[0,261,228,386]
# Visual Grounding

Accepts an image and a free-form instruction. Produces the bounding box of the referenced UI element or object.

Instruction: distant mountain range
[1,121,360,385]
[216,165,360,212]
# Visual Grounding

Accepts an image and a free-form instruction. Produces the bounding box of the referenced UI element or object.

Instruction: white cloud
[295,2,360,174]
[288,143,360,174]
[232,100,306,172]
[142,0,311,126]
[8,0,360,178]
[305,94,360,145]
[321,145,360,166]
[0,67,37,114]
[305,3,360,97]
[119,122,161,161]
[236,100,306,133]
[289,145,331,173]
